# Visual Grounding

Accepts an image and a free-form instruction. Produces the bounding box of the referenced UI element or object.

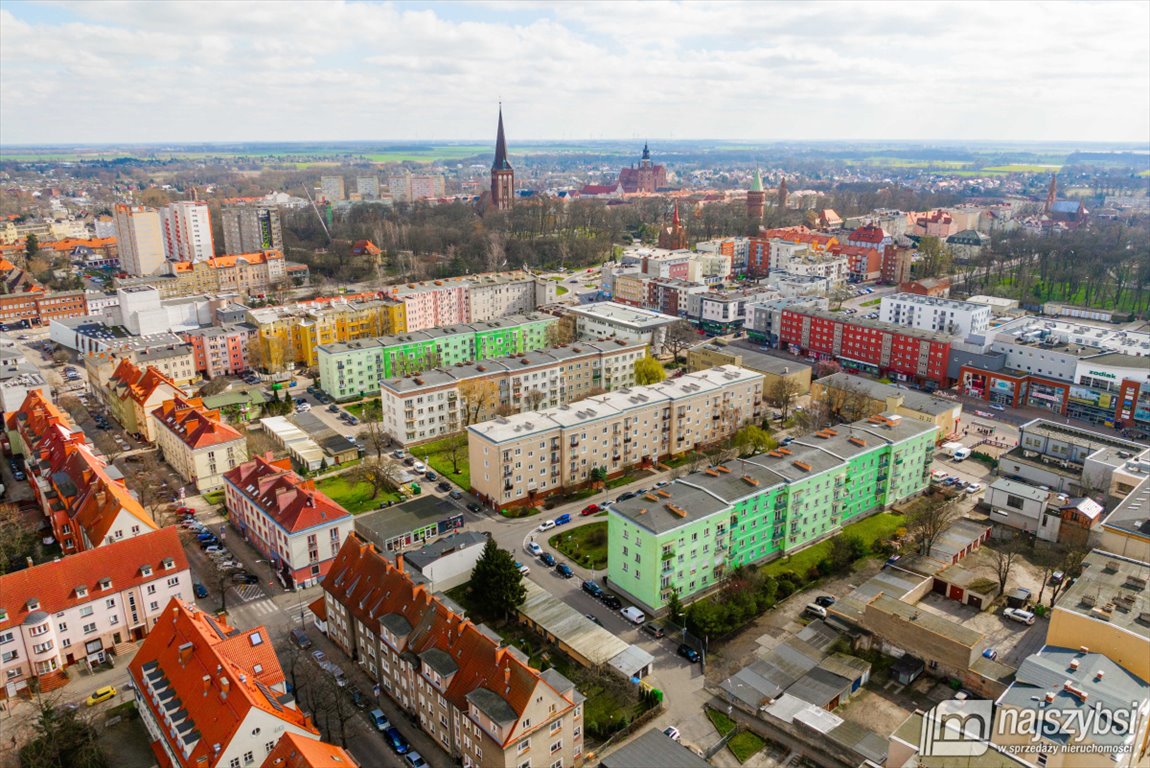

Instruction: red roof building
[129,599,321,768]
[101,358,186,441]
[779,308,953,387]
[151,396,247,493]
[261,733,358,768]
[0,528,190,695]
[223,454,354,590]
[321,533,585,767]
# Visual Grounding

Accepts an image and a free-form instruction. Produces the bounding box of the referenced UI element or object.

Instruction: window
[146,584,156,595]
[264,741,275,754]
[79,606,94,618]
[229,760,240,768]
[517,739,529,754]
[243,751,254,765]
[550,740,562,754]
[166,577,179,587]
[83,623,96,634]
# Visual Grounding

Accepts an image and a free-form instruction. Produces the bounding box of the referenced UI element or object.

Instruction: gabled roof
[129,600,316,768]
[224,454,351,534]
[60,441,158,544]
[152,395,244,449]
[108,358,182,406]
[0,528,187,633]
[322,534,578,747]
[848,224,888,243]
[207,250,284,269]
[261,732,358,768]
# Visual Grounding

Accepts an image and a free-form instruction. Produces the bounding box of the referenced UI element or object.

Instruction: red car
[175,506,196,516]
[580,504,600,516]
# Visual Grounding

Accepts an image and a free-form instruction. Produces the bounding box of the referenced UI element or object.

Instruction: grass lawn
[761,512,904,579]
[315,474,401,514]
[860,297,881,307]
[706,707,765,764]
[556,285,569,296]
[417,435,471,491]
[201,490,225,506]
[606,470,648,490]
[550,521,608,569]
[345,398,381,420]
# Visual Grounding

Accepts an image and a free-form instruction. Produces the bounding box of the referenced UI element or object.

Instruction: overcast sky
[2,0,1148,146]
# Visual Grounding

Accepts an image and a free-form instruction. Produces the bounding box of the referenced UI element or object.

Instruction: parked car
[641,623,665,639]
[584,613,603,626]
[965,482,984,494]
[1003,607,1036,626]
[412,461,427,472]
[663,726,681,742]
[525,542,543,557]
[804,603,828,619]
[620,606,646,624]
[384,727,411,754]
[554,513,571,526]
[515,561,530,575]
[436,482,451,493]
[581,503,601,516]
[582,580,604,599]
[814,595,836,608]
[290,628,313,650]
[403,457,415,466]
[616,492,637,502]
[232,572,259,585]
[192,583,208,598]
[348,685,368,709]
[371,709,392,731]
[599,593,622,610]
[677,644,701,663]
[1051,570,1065,585]
[425,471,437,481]
[537,520,556,532]
[449,489,462,500]
[86,686,117,706]
[539,552,556,567]
[175,506,196,516]
[404,752,427,768]
[780,436,794,447]
[328,404,340,413]
[556,563,574,579]
[466,502,482,513]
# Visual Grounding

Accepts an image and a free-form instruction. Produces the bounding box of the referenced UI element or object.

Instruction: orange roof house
[151,395,248,492]
[320,533,584,766]
[130,599,321,768]
[260,733,358,768]
[104,358,185,441]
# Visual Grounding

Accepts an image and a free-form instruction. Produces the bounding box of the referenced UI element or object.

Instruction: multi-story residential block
[130,599,326,768]
[321,533,586,767]
[646,277,707,317]
[686,340,812,395]
[468,366,764,506]
[6,390,159,554]
[747,228,839,276]
[317,313,557,401]
[811,372,961,440]
[319,175,345,201]
[113,204,166,276]
[388,172,445,201]
[745,297,828,348]
[764,271,828,298]
[779,308,953,387]
[384,271,556,331]
[0,288,89,327]
[379,340,647,445]
[248,296,402,369]
[880,243,913,286]
[845,223,891,255]
[134,343,198,386]
[608,412,937,611]
[91,357,186,441]
[224,454,354,589]
[685,288,775,335]
[880,293,991,338]
[832,243,882,282]
[161,201,215,263]
[182,324,258,379]
[0,528,191,695]
[210,250,287,294]
[119,250,302,299]
[151,395,248,492]
[565,301,680,353]
[221,205,283,255]
[354,175,380,199]
[611,272,653,308]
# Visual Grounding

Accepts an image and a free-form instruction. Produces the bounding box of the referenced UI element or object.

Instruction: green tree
[667,589,684,624]
[18,698,109,768]
[829,534,865,572]
[589,466,608,488]
[24,233,39,261]
[733,424,776,456]
[634,354,666,385]
[469,539,526,622]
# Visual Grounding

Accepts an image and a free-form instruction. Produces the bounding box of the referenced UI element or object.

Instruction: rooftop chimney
[178,641,195,666]
[202,674,211,696]
[219,676,230,701]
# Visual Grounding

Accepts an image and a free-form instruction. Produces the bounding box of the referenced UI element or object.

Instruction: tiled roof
[261,733,358,768]
[108,358,182,406]
[207,250,284,269]
[60,442,158,544]
[0,528,187,633]
[129,600,316,768]
[323,534,578,747]
[224,454,351,534]
[152,395,244,449]
[847,224,887,243]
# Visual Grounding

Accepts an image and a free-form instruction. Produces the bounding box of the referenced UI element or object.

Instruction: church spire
[492,105,511,172]
[672,202,681,227]
[641,142,650,161]
[750,168,763,192]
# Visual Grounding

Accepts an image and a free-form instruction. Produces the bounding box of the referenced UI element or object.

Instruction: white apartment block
[320,175,345,201]
[356,176,380,199]
[0,528,190,693]
[565,301,680,353]
[114,204,166,276]
[161,201,214,263]
[467,274,556,322]
[380,340,648,445]
[468,366,764,505]
[880,293,992,339]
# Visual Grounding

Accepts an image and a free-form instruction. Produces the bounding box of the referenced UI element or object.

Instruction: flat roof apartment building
[879,293,991,338]
[316,313,557,401]
[607,412,937,612]
[380,339,648,446]
[565,301,680,353]
[468,366,764,506]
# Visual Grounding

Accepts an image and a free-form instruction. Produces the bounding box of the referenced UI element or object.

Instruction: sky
[2,0,1149,146]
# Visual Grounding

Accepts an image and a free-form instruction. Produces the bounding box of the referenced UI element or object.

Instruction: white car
[663,726,681,742]
[295,402,311,412]
[413,461,427,472]
[537,520,556,532]
[965,482,984,494]
[526,542,543,557]
[620,606,646,624]
[1003,607,1036,626]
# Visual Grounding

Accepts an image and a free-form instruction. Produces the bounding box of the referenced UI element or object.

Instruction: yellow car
[85,686,117,706]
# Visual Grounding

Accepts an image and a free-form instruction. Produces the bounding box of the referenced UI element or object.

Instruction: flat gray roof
[402,531,489,571]
[989,477,1050,502]
[1102,472,1150,539]
[354,496,460,546]
[518,580,628,666]
[816,372,959,416]
[1053,550,1150,641]
[599,729,712,768]
[788,307,954,343]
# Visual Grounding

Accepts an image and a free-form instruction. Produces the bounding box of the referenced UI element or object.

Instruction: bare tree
[907,498,960,557]
[662,320,697,363]
[1048,545,1089,607]
[360,413,389,459]
[544,322,574,347]
[354,458,402,500]
[991,538,1024,595]
[441,433,468,477]
[91,431,126,464]
[522,388,547,413]
[0,502,43,575]
[829,284,855,311]
[766,376,802,421]
[245,428,282,460]
[458,378,500,426]
[130,452,178,528]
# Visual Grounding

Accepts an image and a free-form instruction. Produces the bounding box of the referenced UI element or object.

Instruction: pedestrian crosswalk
[231,584,266,603]
[243,598,281,617]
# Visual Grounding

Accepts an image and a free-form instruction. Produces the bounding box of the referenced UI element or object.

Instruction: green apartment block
[316,313,556,401]
[607,413,937,613]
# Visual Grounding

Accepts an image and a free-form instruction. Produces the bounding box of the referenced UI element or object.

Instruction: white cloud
[1,0,1147,144]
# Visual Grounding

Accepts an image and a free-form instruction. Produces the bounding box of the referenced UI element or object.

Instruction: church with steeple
[746,169,766,221]
[658,203,688,250]
[618,143,668,194]
[490,105,514,211]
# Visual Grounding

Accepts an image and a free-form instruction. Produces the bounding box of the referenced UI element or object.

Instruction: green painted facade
[317,315,557,401]
[607,415,937,612]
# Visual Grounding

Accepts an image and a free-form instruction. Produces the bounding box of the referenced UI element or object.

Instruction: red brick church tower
[746,169,766,221]
[658,203,689,250]
[1044,174,1057,214]
[491,105,514,211]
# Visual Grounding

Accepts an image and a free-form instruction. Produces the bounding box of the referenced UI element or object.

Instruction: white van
[620,606,646,625]
[804,603,828,619]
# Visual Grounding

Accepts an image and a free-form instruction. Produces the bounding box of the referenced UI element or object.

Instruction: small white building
[566,301,679,352]
[400,531,490,593]
[879,293,992,339]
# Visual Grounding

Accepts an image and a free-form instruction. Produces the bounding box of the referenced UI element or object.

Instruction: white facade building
[160,201,214,263]
[566,301,679,352]
[113,205,166,277]
[880,293,992,339]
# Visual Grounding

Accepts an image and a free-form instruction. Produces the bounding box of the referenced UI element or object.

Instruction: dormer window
[161,558,175,571]
[140,565,153,577]
[25,599,39,612]
[98,578,112,591]
[0,608,7,622]
[75,585,88,598]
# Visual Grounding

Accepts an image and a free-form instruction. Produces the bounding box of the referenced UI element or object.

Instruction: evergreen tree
[19,698,109,768]
[469,539,526,621]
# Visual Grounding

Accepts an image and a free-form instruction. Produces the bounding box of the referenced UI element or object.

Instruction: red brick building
[881,244,913,285]
[780,309,953,387]
[0,288,88,326]
[899,277,951,297]
[832,244,882,282]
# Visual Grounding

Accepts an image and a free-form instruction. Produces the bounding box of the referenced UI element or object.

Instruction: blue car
[384,727,411,755]
[193,583,208,598]
[556,563,574,579]
[554,513,571,526]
